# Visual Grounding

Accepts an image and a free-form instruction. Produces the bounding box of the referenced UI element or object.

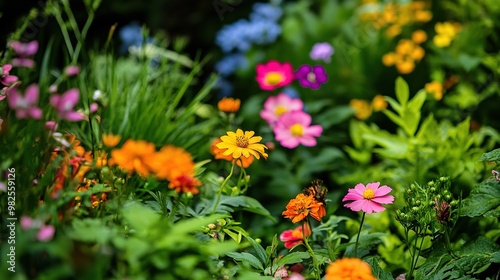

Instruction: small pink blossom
[273,111,323,149]
[50,88,83,121]
[7,84,43,119]
[1,64,19,86]
[49,85,58,93]
[0,182,6,192]
[45,121,58,132]
[342,182,394,214]
[256,60,294,91]
[11,58,36,68]
[10,41,39,69]
[286,273,306,280]
[20,216,34,230]
[280,224,311,249]
[90,103,99,113]
[260,93,303,126]
[64,65,80,77]
[37,225,55,242]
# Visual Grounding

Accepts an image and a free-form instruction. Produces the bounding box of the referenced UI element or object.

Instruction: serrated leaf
[461,181,500,217]
[226,252,264,271]
[275,252,310,268]
[479,148,500,164]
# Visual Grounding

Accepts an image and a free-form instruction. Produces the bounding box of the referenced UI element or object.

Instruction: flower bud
[208,223,217,230]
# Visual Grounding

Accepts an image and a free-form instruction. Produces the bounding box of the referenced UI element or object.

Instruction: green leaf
[213,196,276,222]
[315,106,354,129]
[226,252,264,271]
[407,89,427,113]
[66,218,114,244]
[395,77,409,106]
[275,252,310,268]
[247,236,268,265]
[461,181,500,217]
[491,251,500,263]
[365,257,394,280]
[122,201,161,230]
[479,148,500,164]
[458,54,482,72]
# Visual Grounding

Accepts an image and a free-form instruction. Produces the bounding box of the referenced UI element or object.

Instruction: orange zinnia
[217,97,240,113]
[102,133,121,147]
[325,258,376,280]
[110,139,156,177]
[282,193,325,223]
[211,138,254,168]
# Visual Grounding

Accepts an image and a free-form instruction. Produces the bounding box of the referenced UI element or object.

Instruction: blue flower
[250,3,283,22]
[119,22,154,53]
[245,19,281,45]
[215,53,248,77]
[215,20,253,53]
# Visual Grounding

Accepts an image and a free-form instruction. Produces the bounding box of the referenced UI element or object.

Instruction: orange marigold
[110,139,156,177]
[282,193,325,223]
[218,97,241,113]
[169,174,202,194]
[211,138,254,168]
[325,258,376,280]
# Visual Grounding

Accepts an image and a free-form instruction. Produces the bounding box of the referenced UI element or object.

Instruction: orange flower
[349,99,372,120]
[371,95,387,111]
[217,97,241,113]
[282,193,325,223]
[148,145,202,194]
[110,139,156,177]
[102,133,121,147]
[211,138,254,168]
[411,30,427,44]
[425,81,443,100]
[325,258,376,280]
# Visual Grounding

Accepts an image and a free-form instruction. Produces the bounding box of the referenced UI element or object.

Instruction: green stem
[408,228,422,280]
[303,220,320,280]
[212,162,236,214]
[354,212,366,258]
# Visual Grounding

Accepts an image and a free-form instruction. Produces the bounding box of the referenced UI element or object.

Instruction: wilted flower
[256,60,294,91]
[260,93,303,126]
[273,111,323,149]
[342,182,394,214]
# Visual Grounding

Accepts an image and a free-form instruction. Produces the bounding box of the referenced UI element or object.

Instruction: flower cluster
[109,138,202,194]
[433,22,461,48]
[255,60,329,91]
[261,93,322,148]
[382,30,427,74]
[349,95,388,120]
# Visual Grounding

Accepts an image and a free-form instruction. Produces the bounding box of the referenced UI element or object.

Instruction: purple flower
[1,64,18,86]
[7,84,43,119]
[295,65,328,90]
[50,88,83,121]
[310,42,334,63]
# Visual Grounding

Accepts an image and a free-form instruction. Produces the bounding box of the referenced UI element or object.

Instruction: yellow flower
[211,138,254,168]
[395,58,415,74]
[411,45,425,61]
[396,39,415,56]
[413,10,432,22]
[385,25,402,38]
[110,139,156,177]
[411,30,427,44]
[217,97,241,113]
[433,22,460,48]
[371,95,388,111]
[216,129,268,159]
[349,99,372,120]
[102,133,121,147]
[425,81,443,100]
[325,258,377,280]
[382,52,397,66]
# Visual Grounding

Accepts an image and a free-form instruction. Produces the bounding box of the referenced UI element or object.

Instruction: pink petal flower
[64,65,80,77]
[260,93,303,126]
[10,41,39,57]
[342,182,394,214]
[45,121,58,131]
[7,84,43,120]
[0,182,6,192]
[90,103,99,113]
[287,272,306,280]
[1,64,18,86]
[37,225,55,242]
[20,216,33,230]
[274,111,323,149]
[256,60,294,91]
[11,58,36,68]
[50,88,82,121]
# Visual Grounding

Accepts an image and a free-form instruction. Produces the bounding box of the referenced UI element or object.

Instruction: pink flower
[280,224,311,249]
[45,121,58,132]
[273,111,323,149]
[50,88,83,121]
[260,93,303,126]
[286,273,306,280]
[1,64,19,86]
[256,60,294,91]
[20,216,34,230]
[7,84,43,119]
[64,65,80,77]
[90,103,99,113]
[310,42,334,63]
[0,182,6,192]
[37,225,55,242]
[342,182,394,214]
[10,41,39,69]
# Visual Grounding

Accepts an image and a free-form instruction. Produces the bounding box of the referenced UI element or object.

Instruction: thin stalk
[354,212,366,258]
[303,219,320,280]
[212,162,236,214]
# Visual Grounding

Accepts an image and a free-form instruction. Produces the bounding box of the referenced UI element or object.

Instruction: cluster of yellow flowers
[382,30,427,74]
[360,1,432,38]
[433,22,461,48]
[349,95,388,120]
[105,134,202,194]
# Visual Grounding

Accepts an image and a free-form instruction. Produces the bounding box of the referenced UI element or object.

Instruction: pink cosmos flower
[280,224,311,249]
[1,64,19,86]
[295,65,328,90]
[50,88,83,121]
[10,41,39,69]
[260,93,303,126]
[273,111,323,149]
[342,182,394,214]
[7,84,43,119]
[37,225,55,242]
[256,60,294,91]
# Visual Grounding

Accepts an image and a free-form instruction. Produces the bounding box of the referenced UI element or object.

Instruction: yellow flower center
[275,105,287,116]
[363,189,375,199]
[290,124,304,136]
[265,72,283,86]
[236,136,249,148]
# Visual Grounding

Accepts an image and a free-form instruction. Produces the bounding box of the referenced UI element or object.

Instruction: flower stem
[212,162,236,214]
[303,219,320,280]
[354,212,366,258]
